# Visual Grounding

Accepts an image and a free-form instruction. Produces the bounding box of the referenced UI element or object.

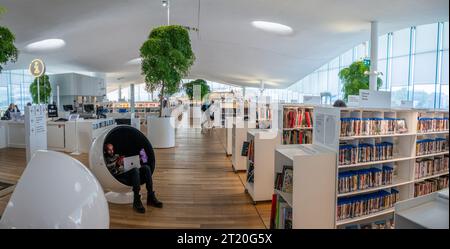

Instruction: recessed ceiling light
[25,39,66,52]
[126,57,142,65]
[251,21,293,35]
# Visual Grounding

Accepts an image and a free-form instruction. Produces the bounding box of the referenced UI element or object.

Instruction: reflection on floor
[0,126,270,228]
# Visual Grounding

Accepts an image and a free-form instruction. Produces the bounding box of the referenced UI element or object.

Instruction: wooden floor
[0,125,271,228]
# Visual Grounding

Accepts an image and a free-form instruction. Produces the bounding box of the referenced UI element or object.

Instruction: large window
[0,70,33,111]
[287,21,449,109]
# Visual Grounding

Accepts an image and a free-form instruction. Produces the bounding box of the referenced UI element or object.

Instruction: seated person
[104,143,163,213]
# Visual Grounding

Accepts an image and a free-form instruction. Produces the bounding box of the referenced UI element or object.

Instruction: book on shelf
[416,137,449,156]
[414,155,449,179]
[340,117,408,137]
[282,130,312,145]
[283,107,313,129]
[338,166,394,194]
[273,196,292,229]
[247,162,254,183]
[414,175,449,197]
[241,141,250,157]
[275,165,293,194]
[336,189,399,221]
[417,117,449,133]
[247,139,255,162]
[339,142,393,166]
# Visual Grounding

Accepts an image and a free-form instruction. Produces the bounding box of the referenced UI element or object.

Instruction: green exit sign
[363,58,371,66]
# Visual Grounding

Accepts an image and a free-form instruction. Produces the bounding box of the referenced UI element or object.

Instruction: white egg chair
[0,150,109,229]
[89,125,156,204]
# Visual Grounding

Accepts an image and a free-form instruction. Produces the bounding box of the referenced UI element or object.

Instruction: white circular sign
[29,59,46,77]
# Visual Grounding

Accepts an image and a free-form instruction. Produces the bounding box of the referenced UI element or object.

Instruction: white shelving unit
[273,144,336,228]
[245,129,280,202]
[312,107,449,228]
[231,119,256,171]
[278,104,314,145]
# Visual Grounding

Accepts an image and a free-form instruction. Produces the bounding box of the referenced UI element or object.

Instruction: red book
[298,110,303,128]
[270,194,277,229]
[305,111,311,127]
[299,131,303,144]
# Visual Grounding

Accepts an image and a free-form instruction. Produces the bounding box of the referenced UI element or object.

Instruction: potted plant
[0,7,18,73]
[338,60,382,102]
[140,25,195,148]
[30,74,52,104]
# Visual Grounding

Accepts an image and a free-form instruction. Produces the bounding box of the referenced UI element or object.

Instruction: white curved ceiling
[0,0,448,91]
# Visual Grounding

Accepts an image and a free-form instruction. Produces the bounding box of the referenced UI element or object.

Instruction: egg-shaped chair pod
[89,125,155,204]
[0,150,109,229]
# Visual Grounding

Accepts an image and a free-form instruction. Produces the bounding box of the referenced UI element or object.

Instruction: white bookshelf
[278,104,314,145]
[273,144,336,229]
[231,119,256,172]
[312,107,449,228]
[245,129,280,202]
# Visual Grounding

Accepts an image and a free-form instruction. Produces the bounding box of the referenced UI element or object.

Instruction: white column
[369,21,379,91]
[118,85,122,100]
[130,84,135,113]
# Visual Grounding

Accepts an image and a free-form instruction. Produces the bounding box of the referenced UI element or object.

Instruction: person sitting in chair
[104,143,163,213]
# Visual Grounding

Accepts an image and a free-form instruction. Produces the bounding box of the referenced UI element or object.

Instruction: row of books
[274,165,293,194]
[283,108,313,128]
[414,156,449,179]
[340,118,408,137]
[417,117,449,133]
[271,195,292,229]
[414,176,449,197]
[338,166,394,194]
[343,217,395,229]
[415,138,448,156]
[336,189,399,221]
[247,139,255,163]
[281,130,312,145]
[338,142,394,166]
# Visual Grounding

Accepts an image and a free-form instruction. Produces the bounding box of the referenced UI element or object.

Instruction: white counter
[47,121,66,151]
[65,118,115,153]
[0,120,26,149]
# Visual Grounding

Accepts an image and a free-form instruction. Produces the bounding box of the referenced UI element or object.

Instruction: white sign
[25,105,48,162]
[359,90,391,109]
[347,95,360,107]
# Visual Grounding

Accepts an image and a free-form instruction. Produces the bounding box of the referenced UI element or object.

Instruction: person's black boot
[133,195,146,213]
[147,192,163,208]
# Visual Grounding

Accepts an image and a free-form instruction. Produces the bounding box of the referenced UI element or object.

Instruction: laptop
[123,155,141,172]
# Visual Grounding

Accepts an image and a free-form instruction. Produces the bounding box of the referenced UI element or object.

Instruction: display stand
[245,129,280,203]
[278,104,314,145]
[231,119,256,172]
[312,107,449,228]
[24,105,48,163]
[273,144,336,228]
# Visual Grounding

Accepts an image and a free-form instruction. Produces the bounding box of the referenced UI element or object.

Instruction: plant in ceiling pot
[140,25,195,148]
[30,74,52,104]
[0,7,19,73]
[338,60,383,102]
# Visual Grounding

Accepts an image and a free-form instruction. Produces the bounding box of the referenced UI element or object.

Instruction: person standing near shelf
[104,143,163,213]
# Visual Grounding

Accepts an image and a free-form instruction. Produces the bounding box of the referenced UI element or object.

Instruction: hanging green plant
[140,25,195,117]
[0,25,18,73]
[29,75,52,104]
[338,60,383,102]
[183,79,210,100]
